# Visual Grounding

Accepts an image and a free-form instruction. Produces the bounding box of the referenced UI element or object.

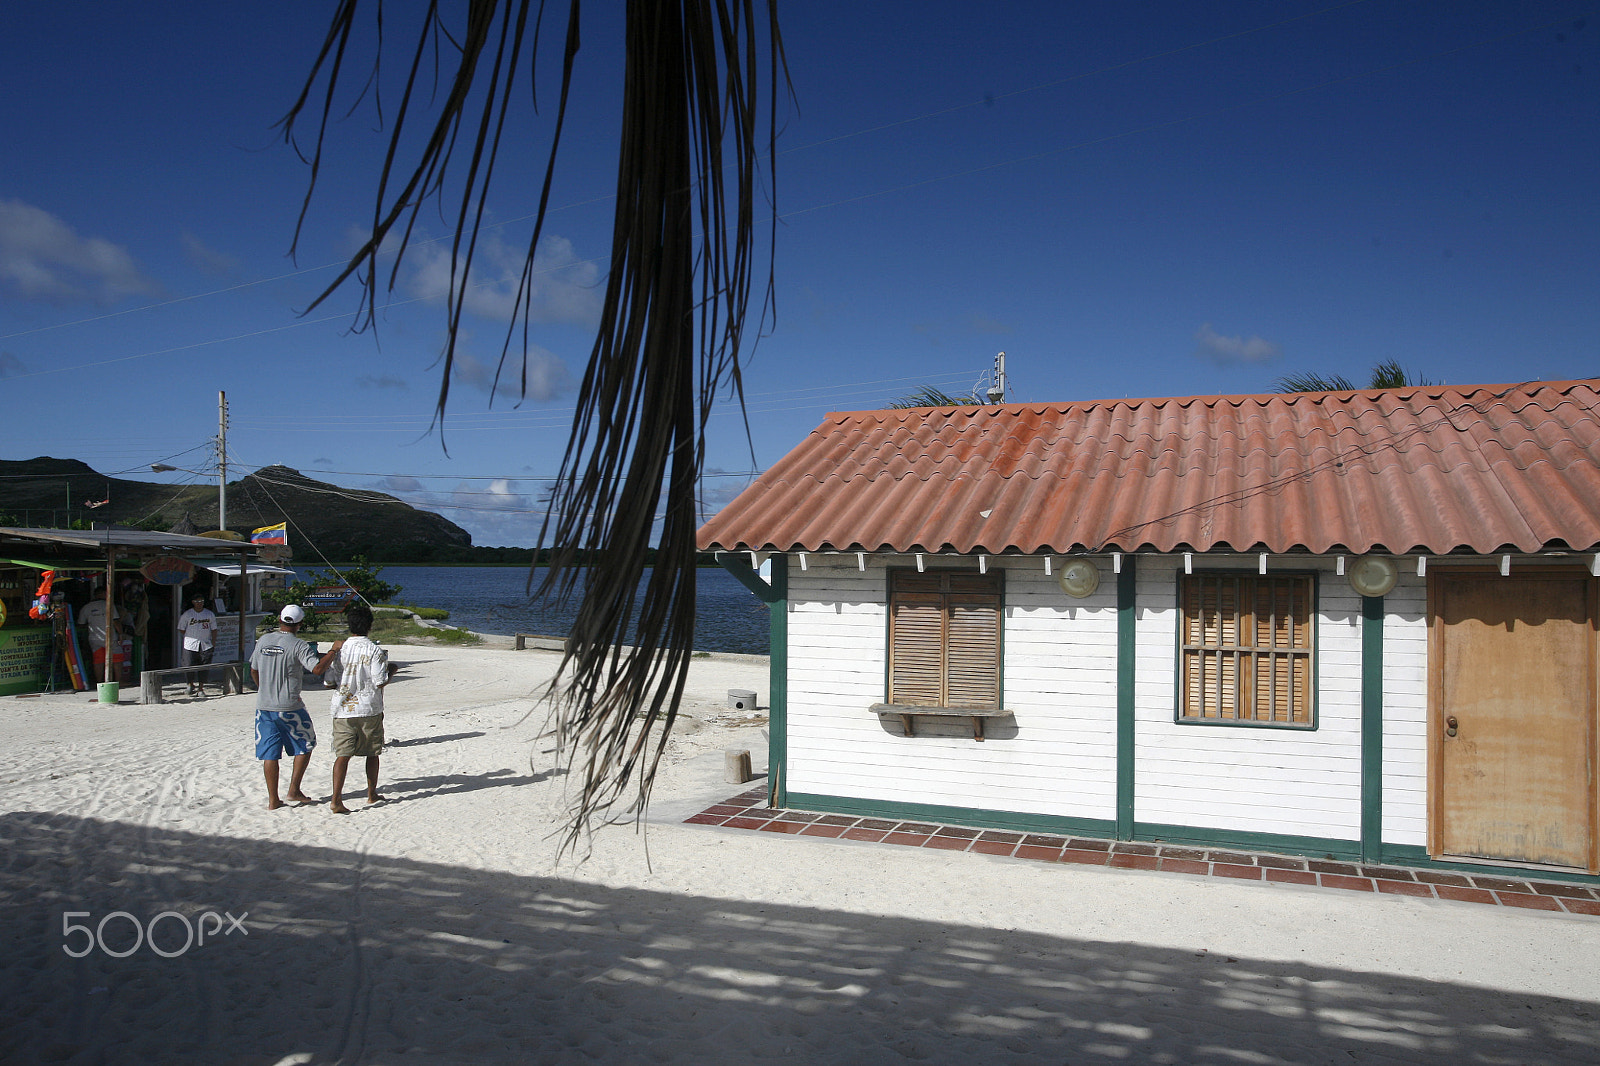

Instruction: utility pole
[986,351,1008,404]
[217,390,228,532]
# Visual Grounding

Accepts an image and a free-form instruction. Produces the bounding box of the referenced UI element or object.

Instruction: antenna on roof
[986,352,1008,404]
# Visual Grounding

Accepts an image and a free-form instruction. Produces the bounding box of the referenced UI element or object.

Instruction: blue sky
[2,2,1595,547]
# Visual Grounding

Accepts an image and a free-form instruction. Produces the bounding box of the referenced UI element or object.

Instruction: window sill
[870,703,1010,741]
[1176,715,1317,731]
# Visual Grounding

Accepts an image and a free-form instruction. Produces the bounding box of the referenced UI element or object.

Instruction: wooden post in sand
[724,749,753,784]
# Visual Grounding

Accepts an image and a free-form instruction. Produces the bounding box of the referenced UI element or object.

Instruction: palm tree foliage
[1273,359,1436,393]
[885,385,983,409]
[281,0,787,846]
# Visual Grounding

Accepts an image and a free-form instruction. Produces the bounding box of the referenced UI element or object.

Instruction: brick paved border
[688,789,1600,917]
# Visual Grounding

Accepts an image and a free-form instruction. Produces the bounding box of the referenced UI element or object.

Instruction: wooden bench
[140,663,248,704]
[870,704,1011,741]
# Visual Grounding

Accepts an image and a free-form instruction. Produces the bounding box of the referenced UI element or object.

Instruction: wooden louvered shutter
[889,569,1002,707]
[890,591,945,706]
[946,574,1001,707]
[1249,576,1312,724]
[1181,572,1314,726]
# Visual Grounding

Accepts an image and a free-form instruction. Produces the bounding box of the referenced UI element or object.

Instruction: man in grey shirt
[250,604,341,810]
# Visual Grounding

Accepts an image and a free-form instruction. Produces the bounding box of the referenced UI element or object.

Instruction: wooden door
[1432,572,1596,870]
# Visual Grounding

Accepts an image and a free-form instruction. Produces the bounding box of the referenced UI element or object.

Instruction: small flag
[251,522,287,545]
[84,498,110,509]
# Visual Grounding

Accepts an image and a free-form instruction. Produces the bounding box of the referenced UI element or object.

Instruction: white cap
[279,604,306,624]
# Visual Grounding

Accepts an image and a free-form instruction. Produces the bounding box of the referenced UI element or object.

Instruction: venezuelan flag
[251,522,288,545]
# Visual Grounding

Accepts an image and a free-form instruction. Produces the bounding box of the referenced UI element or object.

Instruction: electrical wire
[290,467,762,481]
[233,460,377,608]
[1098,380,1584,548]
[130,480,210,530]
[1,2,1371,346]
[9,7,1560,390]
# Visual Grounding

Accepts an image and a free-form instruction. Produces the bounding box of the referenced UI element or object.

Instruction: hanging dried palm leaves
[281,0,787,847]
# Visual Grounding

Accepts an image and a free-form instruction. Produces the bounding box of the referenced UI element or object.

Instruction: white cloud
[447,343,573,403]
[377,477,548,546]
[698,466,759,521]
[406,231,601,326]
[1195,322,1282,365]
[180,232,240,276]
[373,475,423,495]
[967,314,1013,335]
[355,374,409,390]
[440,481,540,545]
[0,199,162,303]
[450,479,531,515]
[459,508,546,548]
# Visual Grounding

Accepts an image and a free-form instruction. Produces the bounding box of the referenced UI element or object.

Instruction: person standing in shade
[77,591,125,685]
[177,592,217,697]
[250,604,340,810]
[326,603,390,814]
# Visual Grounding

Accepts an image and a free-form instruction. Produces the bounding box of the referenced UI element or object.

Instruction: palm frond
[283,0,788,848]
[1273,363,1438,394]
[1272,372,1357,394]
[1368,359,1435,389]
[885,385,982,409]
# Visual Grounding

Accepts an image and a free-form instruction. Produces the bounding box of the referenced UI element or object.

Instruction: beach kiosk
[0,525,277,698]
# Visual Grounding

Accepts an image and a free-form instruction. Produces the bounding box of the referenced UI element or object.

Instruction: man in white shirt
[176,593,217,697]
[326,603,390,814]
[77,592,124,684]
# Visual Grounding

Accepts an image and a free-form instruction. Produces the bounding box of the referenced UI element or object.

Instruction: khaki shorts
[331,714,385,758]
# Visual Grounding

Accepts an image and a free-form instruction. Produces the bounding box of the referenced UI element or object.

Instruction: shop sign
[141,557,196,585]
[212,615,257,664]
[0,626,54,697]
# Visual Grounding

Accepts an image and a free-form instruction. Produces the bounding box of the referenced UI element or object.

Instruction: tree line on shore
[313,546,737,568]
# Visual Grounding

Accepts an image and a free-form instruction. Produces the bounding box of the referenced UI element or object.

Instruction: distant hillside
[0,458,472,560]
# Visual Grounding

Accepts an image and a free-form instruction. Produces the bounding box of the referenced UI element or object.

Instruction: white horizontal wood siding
[1133,556,1364,841]
[1379,571,1429,847]
[782,551,1434,849]
[785,555,1119,821]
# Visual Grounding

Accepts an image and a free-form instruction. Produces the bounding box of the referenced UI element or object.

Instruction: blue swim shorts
[255,707,317,761]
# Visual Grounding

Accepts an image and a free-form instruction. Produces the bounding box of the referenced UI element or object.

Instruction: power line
[12,5,1536,387]
[226,371,983,434]
[292,467,762,481]
[0,305,381,381]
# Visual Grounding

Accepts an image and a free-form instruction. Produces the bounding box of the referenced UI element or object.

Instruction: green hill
[0,458,472,560]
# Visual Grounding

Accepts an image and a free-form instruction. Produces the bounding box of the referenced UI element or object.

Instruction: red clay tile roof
[697,380,1600,556]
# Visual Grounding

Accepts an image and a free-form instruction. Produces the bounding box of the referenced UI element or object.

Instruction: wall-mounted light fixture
[1347,555,1397,598]
[1057,558,1100,598]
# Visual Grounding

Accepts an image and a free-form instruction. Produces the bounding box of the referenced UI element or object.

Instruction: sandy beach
[3,639,1599,1064]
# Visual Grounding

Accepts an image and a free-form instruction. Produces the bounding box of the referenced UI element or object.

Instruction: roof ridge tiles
[821,379,1597,421]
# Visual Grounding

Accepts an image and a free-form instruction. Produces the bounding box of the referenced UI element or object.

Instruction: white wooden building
[698,381,1600,884]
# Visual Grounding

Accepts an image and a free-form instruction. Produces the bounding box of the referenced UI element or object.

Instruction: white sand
[3,641,1598,1064]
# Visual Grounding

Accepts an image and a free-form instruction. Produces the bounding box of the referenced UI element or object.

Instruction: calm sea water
[294,565,772,655]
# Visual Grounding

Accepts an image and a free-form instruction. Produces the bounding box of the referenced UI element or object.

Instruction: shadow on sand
[1,812,1595,1064]
[386,732,487,748]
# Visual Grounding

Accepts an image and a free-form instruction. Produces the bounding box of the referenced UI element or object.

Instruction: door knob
[1445,715,1458,738]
